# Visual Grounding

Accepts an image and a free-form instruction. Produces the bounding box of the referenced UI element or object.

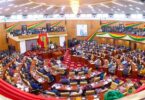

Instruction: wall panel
[0,23,8,50]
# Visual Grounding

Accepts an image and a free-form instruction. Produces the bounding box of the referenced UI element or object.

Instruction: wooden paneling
[66,20,100,39]
[8,37,20,52]
[49,37,60,46]
[0,23,8,51]
[131,42,136,50]
[106,38,114,45]
[96,37,106,44]
[123,40,130,47]
[136,43,145,50]
[115,39,124,46]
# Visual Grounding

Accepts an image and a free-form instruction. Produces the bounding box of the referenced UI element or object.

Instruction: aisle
[63,49,84,70]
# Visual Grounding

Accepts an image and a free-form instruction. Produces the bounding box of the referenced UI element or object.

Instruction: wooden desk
[52,79,111,92]
[68,71,101,81]
[71,55,95,69]
[30,61,50,90]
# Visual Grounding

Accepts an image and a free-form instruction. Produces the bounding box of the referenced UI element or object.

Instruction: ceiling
[0,0,145,15]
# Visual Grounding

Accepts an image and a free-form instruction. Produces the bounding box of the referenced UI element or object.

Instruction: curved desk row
[71,55,139,79]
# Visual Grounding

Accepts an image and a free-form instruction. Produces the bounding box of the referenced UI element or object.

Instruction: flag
[37,33,48,49]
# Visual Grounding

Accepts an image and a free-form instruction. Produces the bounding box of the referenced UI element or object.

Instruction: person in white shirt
[94,58,102,69]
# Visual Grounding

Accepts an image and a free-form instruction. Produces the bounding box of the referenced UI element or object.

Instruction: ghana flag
[37,33,48,49]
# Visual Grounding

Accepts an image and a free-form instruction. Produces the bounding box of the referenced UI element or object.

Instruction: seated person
[103,59,109,67]
[46,72,55,82]
[137,62,143,71]
[60,77,70,85]
[94,58,102,69]
[139,66,145,76]
[82,84,93,95]
[123,64,131,76]
[82,66,89,74]
[77,87,83,95]
[16,81,29,92]
[37,67,46,74]
[111,76,120,84]
[50,87,60,96]
[30,80,42,90]
[108,63,117,74]
[95,87,106,94]
[99,72,105,80]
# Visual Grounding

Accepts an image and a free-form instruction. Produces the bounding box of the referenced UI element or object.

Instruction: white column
[59,36,65,47]
[20,40,26,54]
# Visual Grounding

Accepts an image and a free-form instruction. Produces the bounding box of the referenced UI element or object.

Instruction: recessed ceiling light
[61,6,65,12]
[14,5,18,8]
[130,8,134,10]
[98,9,101,11]
[88,5,96,13]
[122,11,125,13]
[8,0,14,1]
[127,0,144,5]
[112,1,124,7]
[129,4,132,7]
[12,12,16,14]
[117,8,121,11]
[136,11,139,13]
[136,7,141,10]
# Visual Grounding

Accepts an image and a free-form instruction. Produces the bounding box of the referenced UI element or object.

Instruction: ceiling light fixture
[18,2,33,7]
[100,3,110,8]
[47,5,54,10]
[31,5,42,9]
[127,0,144,5]
[88,5,96,13]
[70,0,79,15]
[112,1,124,7]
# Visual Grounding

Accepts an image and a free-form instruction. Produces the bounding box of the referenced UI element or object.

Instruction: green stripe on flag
[101,21,118,27]
[52,21,61,27]
[125,23,143,28]
[28,21,46,30]
[6,23,20,32]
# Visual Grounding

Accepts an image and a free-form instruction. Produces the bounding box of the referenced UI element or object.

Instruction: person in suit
[50,87,60,96]
[123,64,131,77]
[60,76,70,85]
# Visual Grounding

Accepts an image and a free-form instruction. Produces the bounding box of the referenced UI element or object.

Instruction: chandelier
[70,0,79,15]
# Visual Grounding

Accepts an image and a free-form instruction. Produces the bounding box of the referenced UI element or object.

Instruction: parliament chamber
[1,0,145,100]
